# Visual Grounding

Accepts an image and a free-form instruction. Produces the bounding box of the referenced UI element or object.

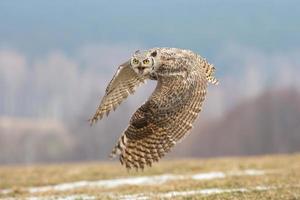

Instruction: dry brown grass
[1,153,300,199]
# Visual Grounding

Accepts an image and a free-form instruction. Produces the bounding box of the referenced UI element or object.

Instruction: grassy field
[0,153,300,199]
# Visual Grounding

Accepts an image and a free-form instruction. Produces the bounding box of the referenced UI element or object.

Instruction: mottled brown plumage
[90,48,218,169]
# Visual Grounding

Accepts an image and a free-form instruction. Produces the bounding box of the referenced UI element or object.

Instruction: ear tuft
[135,50,140,54]
[150,50,157,57]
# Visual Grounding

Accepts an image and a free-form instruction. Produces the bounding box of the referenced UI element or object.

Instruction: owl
[90,48,218,170]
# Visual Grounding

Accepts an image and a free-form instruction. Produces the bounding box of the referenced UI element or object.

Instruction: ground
[0,154,300,199]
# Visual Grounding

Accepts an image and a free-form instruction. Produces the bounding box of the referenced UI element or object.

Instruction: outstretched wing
[90,61,145,125]
[110,72,208,169]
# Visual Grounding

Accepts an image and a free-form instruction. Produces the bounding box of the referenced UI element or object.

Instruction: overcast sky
[0,0,299,120]
[1,0,299,56]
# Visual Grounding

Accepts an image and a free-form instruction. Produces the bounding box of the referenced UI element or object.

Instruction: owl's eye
[132,59,139,65]
[143,59,150,65]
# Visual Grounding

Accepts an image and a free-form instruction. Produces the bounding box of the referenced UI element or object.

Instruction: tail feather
[110,133,174,170]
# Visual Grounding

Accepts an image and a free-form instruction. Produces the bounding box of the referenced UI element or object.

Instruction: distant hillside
[174,88,300,157]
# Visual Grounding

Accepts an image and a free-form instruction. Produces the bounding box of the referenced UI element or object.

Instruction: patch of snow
[118,194,149,200]
[192,172,226,180]
[160,188,249,198]
[230,169,266,176]
[4,195,96,200]
[28,174,184,193]
[0,189,13,195]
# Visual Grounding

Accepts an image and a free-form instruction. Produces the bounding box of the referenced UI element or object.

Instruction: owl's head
[130,49,159,76]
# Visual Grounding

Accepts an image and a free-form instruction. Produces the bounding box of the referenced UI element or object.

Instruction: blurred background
[0,0,299,165]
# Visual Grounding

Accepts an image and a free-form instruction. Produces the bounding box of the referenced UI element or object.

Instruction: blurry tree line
[0,88,299,164]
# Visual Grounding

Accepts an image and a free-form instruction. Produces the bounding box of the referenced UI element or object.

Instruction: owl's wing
[110,74,208,169]
[90,61,145,125]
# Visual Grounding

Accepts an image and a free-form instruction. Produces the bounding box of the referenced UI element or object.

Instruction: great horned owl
[90,47,218,169]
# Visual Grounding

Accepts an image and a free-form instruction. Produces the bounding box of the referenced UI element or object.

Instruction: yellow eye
[143,59,150,64]
[132,59,139,65]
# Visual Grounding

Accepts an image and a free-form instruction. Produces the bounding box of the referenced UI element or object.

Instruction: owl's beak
[137,66,146,74]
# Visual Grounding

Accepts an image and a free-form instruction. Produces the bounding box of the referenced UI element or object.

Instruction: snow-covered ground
[2,168,298,200]
[1,169,265,195]
[3,185,292,200]
[118,185,280,200]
